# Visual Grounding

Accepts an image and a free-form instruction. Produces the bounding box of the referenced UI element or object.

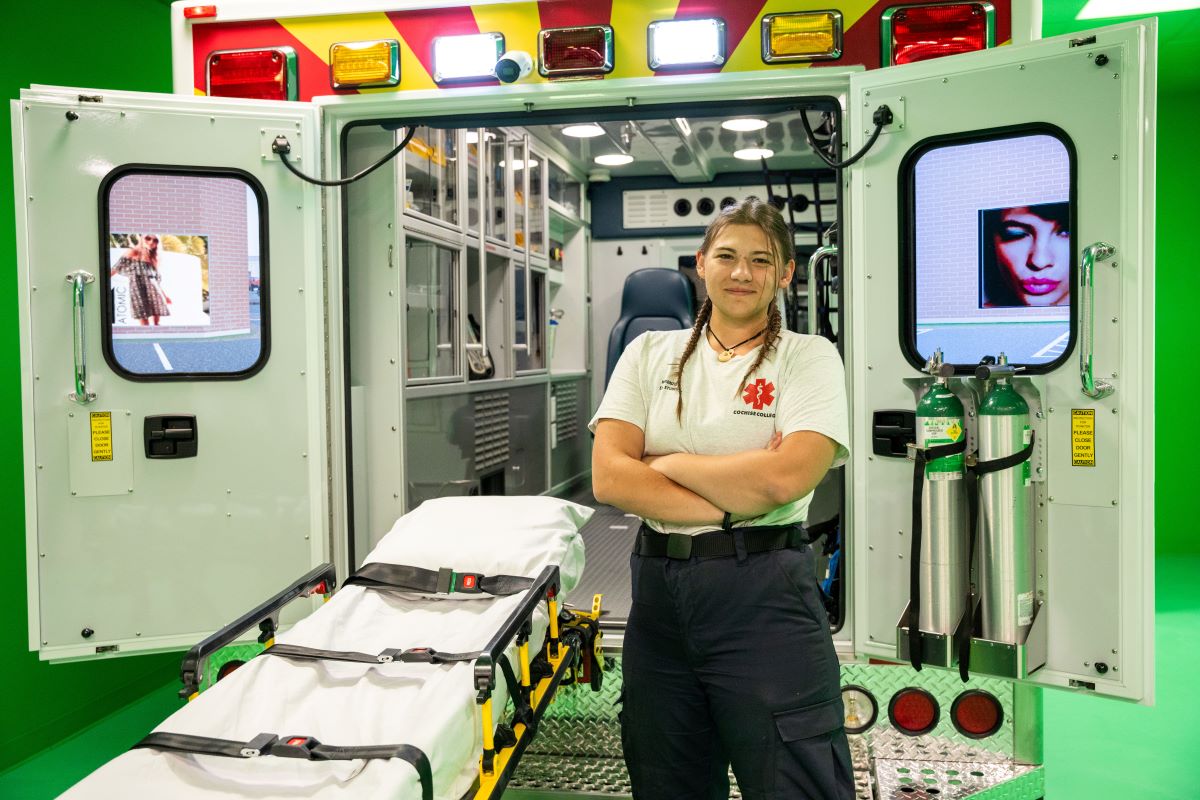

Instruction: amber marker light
[330,40,400,90]
[762,11,843,63]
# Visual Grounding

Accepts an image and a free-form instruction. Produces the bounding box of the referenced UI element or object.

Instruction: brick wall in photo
[109,173,255,334]
[914,134,1070,322]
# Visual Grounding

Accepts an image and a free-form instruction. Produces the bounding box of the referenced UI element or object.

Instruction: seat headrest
[619,269,695,323]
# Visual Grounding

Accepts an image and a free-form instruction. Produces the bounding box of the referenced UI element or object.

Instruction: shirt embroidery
[742,379,775,410]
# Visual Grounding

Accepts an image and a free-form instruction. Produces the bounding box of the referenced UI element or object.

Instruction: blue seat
[605,268,696,388]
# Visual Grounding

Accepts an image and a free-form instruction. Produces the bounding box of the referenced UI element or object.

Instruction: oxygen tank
[976,354,1035,645]
[915,349,967,635]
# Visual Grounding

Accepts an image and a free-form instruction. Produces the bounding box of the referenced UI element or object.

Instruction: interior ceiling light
[722,118,768,132]
[499,159,539,171]
[432,32,505,84]
[1078,0,1200,16]
[594,153,633,166]
[562,123,605,138]
[647,18,726,69]
[734,147,774,160]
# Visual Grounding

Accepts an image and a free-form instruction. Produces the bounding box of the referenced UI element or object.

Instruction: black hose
[800,106,891,170]
[273,126,418,187]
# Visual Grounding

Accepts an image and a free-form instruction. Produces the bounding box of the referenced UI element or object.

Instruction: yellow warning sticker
[90,411,113,462]
[946,421,963,441]
[1071,409,1096,467]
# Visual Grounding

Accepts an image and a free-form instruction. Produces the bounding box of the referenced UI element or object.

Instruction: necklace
[708,325,766,362]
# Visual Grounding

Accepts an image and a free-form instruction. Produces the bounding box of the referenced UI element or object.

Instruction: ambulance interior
[341,99,846,634]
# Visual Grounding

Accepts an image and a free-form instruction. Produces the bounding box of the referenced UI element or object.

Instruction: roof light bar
[647,18,726,70]
[432,32,505,84]
[330,40,400,90]
[206,48,298,101]
[539,25,615,77]
[882,2,994,66]
[762,11,843,63]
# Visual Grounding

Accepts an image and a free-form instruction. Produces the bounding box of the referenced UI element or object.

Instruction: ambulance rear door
[846,20,1156,703]
[13,86,329,661]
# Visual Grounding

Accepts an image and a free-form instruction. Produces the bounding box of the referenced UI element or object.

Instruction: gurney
[62,496,599,800]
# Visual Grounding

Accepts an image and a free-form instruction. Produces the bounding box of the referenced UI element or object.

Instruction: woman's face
[143,235,159,251]
[993,207,1070,306]
[697,223,794,325]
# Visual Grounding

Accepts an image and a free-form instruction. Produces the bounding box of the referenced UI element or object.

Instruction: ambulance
[11,1,1155,797]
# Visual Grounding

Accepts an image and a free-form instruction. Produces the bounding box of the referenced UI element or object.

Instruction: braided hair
[674,197,793,421]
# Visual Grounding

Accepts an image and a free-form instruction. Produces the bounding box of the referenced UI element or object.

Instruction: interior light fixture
[647,18,726,69]
[432,32,505,84]
[499,159,539,170]
[594,153,634,166]
[562,123,606,138]
[722,118,768,132]
[734,147,774,160]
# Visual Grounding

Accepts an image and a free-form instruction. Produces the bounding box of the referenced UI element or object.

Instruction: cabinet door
[847,21,1155,703]
[13,87,328,660]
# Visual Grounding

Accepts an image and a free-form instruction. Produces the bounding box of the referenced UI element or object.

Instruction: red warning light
[539,26,614,78]
[951,690,1004,738]
[887,3,990,66]
[888,687,940,736]
[207,48,296,101]
[184,6,218,19]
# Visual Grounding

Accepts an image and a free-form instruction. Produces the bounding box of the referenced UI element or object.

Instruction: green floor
[4,556,1198,799]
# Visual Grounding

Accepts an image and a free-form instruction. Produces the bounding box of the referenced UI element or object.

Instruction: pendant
[718,350,733,362]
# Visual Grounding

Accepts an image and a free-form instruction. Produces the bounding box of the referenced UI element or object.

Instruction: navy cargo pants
[620,542,854,799]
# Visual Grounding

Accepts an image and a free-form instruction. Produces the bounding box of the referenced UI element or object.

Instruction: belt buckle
[666,532,692,559]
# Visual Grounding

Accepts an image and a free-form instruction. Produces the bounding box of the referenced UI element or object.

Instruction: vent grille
[474,392,510,472]
[554,383,580,445]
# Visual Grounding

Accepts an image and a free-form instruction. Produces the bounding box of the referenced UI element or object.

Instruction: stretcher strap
[134,732,433,800]
[345,562,534,596]
[908,438,969,672]
[265,642,484,665]
[957,431,1037,682]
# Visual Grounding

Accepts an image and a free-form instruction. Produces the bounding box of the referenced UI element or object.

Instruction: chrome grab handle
[806,245,837,335]
[1079,242,1116,400]
[66,270,96,404]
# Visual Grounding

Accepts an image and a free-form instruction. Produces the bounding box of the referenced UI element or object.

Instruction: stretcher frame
[164,560,601,799]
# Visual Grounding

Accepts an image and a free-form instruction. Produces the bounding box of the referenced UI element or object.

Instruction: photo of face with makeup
[979,202,1071,308]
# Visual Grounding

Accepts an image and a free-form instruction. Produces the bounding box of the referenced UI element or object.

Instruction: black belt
[634,523,806,560]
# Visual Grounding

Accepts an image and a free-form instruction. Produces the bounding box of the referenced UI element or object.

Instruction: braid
[738,300,783,394]
[675,298,712,422]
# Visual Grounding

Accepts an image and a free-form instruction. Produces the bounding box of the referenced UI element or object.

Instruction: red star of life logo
[742,379,775,410]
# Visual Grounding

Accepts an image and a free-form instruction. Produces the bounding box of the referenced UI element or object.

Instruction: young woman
[111,234,171,326]
[590,198,853,799]
[981,202,1071,308]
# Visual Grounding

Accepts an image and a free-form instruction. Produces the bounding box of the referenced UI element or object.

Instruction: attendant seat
[605,268,695,388]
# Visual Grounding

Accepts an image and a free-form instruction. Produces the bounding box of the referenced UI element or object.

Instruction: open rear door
[846,21,1155,702]
[13,87,328,661]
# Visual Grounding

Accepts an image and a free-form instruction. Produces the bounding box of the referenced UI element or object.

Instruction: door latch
[144,415,198,459]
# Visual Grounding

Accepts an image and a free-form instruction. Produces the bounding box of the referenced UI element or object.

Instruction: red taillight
[539,26,614,78]
[888,687,940,736]
[207,48,296,101]
[184,5,217,19]
[951,690,1004,738]
[886,3,991,66]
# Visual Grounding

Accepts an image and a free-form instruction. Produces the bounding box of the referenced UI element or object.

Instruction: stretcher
[62,496,597,800]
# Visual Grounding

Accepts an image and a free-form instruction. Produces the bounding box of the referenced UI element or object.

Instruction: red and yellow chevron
[190,0,1012,100]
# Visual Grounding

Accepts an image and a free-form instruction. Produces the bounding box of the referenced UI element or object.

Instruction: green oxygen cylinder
[915,349,967,635]
[977,353,1035,645]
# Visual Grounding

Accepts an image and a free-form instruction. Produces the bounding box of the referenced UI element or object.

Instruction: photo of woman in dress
[979,201,1071,308]
[111,234,171,325]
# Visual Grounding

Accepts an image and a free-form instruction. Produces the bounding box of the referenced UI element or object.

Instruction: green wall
[0,0,181,773]
[1,0,1196,784]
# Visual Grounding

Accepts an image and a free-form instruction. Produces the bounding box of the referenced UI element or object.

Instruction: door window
[102,169,266,378]
[902,129,1075,370]
[405,237,460,381]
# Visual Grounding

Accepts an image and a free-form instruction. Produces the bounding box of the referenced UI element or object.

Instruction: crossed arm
[592,418,837,524]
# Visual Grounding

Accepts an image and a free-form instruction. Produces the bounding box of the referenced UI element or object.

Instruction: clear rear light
[883,2,992,66]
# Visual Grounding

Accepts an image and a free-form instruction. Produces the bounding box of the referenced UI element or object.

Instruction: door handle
[66,270,96,404]
[1079,242,1116,400]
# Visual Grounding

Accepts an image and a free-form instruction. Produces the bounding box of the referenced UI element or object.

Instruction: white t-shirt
[589,328,850,535]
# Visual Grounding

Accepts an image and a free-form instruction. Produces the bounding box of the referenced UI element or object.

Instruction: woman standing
[590,198,852,799]
[111,234,171,326]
